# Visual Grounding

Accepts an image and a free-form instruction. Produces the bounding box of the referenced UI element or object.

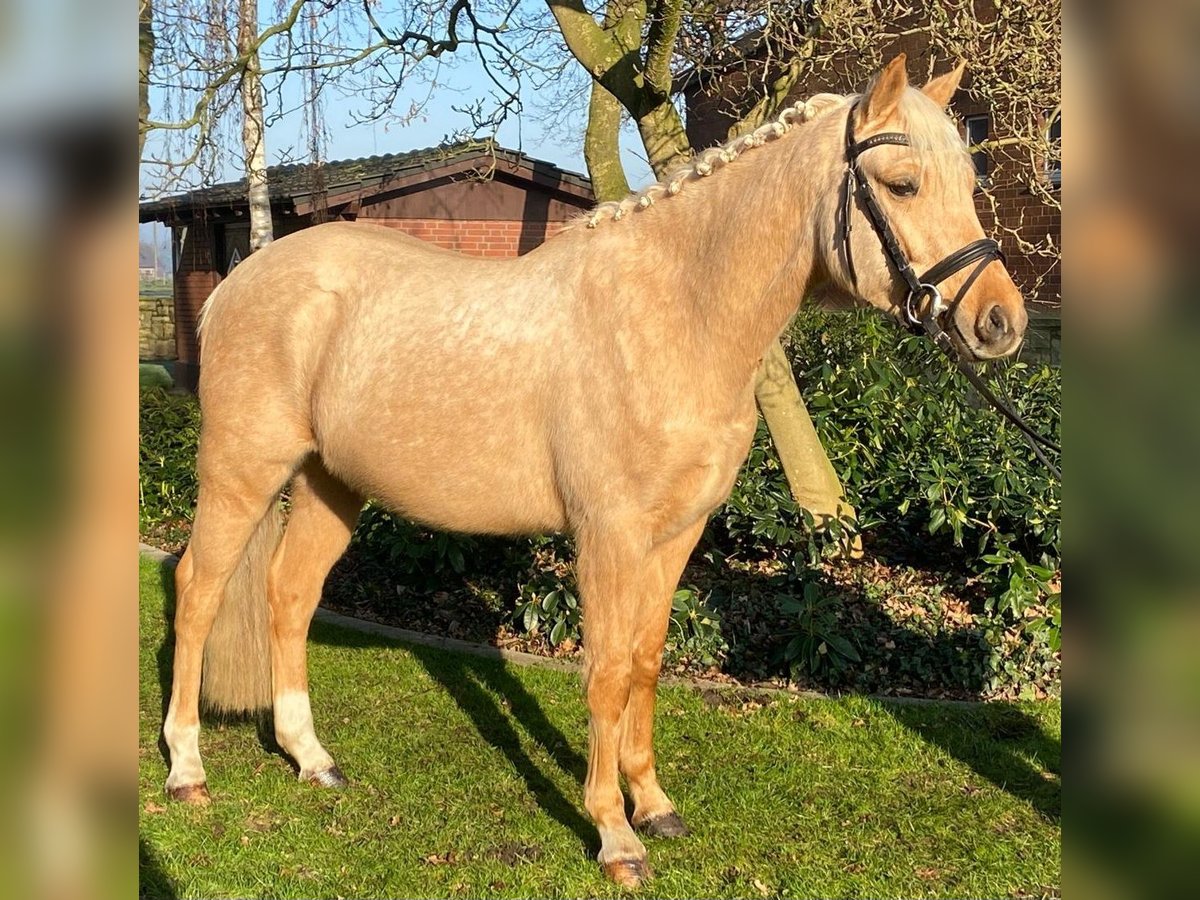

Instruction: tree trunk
[138,0,154,160]
[238,0,273,252]
[585,82,631,199]
[755,341,858,536]
[634,101,692,176]
[583,0,638,200]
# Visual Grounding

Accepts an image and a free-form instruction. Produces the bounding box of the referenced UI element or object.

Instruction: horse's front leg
[620,519,706,838]
[577,527,653,887]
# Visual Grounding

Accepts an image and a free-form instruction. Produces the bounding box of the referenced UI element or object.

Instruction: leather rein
[840,102,1061,478]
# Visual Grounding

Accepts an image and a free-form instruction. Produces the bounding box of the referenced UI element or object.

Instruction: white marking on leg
[274,689,335,777]
[163,708,206,790]
[596,823,646,865]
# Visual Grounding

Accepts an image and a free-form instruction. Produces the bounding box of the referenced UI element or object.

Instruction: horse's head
[822,54,1028,361]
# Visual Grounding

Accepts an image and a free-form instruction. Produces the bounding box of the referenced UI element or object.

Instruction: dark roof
[139,141,592,221]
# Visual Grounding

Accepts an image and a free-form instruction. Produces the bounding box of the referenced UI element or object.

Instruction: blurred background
[1067,3,1200,899]
[0,0,1197,898]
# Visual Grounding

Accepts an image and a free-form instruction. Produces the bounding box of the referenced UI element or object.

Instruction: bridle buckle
[905,284,945,327]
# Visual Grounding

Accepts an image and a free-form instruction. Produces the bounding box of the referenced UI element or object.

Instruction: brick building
[681,20,1060,311]
[138,142,594,387]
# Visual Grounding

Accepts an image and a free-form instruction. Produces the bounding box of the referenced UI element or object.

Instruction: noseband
[839,102,1060,474]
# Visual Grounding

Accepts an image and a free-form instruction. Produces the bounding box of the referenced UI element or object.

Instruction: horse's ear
[857,54,909,128]
[922,61,966,109]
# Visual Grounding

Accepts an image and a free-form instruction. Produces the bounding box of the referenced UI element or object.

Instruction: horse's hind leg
[622,519,706,838]
[164,454,299,803]
[266,457,362,785]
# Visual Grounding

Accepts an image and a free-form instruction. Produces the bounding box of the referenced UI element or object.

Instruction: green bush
[139,388,200,537]
[515,584,581,648]
[666,587,727,666]
[777,582,862,678]
[785,310,1061,650]
[354,503,483,586]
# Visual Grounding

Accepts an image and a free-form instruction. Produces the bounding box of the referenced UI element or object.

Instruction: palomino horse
[163,55,1026,886]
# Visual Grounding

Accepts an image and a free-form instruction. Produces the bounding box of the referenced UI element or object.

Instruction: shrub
[783,310,1061,650]
[666,587,727,667]
[777,582,862,678]
[139,388,201,537]
[515,584,581,648]
[353,503,483,586]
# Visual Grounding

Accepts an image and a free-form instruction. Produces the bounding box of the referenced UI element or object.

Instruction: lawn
[139,555,1060,899]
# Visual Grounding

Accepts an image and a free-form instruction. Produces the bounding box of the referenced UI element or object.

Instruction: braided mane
[576,93,848,229]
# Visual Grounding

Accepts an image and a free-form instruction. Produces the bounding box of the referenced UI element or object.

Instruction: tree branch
[643,0,684,97]
[543,0,650,117]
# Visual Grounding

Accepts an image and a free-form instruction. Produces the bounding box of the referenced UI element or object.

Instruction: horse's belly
[318,417,568,536]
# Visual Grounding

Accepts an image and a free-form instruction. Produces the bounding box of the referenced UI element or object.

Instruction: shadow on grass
[879,700,1061,822]
[311,619,597,856]
[153,558,177,768]
[409,643,596,854]
[139,838,178,900]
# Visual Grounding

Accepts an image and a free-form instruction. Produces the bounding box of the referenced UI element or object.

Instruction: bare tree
[140,1,531,196]
[238,0,273,250]
[139,0,154,160]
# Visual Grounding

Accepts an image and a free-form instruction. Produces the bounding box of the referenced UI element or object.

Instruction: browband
[849,132,910,157]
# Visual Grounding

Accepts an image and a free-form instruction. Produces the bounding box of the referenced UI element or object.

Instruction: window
[1047,112,1061,187]
[965,114,990,179]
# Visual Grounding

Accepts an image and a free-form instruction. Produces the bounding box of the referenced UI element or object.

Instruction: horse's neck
[647,127,833,392]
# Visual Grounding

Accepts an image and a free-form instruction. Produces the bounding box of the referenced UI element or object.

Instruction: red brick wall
[971,170,1061,308]
[366,217,570,258]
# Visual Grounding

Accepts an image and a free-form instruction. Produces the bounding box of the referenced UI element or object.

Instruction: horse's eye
[887,179,919,197]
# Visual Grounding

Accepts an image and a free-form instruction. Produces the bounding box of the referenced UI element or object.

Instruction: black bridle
[840,102,1061,477]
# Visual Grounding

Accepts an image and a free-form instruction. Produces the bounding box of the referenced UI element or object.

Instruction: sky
[139,4,657,211]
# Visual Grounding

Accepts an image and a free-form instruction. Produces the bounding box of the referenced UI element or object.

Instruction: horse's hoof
[636,811,690,839]
[166,782,211,806]
[304,766,348,789]
[603,857,651,889]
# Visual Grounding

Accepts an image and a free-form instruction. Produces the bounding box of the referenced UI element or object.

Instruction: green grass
[139,556,1060,899]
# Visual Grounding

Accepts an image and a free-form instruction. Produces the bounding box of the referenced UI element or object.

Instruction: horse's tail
[200,503,283,715]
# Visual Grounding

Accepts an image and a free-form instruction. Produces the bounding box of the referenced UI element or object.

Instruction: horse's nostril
[989,306,1008,334]
[977,304,1010,344]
